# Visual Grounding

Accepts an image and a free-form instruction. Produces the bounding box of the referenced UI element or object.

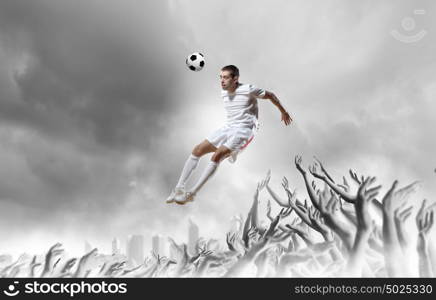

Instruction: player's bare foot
[175,192,195,205]
[166,187,185,204]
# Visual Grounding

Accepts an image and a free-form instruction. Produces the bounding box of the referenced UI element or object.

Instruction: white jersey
[221,83,266,129]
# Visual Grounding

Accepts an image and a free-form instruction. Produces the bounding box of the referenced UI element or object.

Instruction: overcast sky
[0,0,435,256]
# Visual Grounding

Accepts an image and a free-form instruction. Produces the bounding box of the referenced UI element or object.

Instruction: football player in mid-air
[166,65,292,205]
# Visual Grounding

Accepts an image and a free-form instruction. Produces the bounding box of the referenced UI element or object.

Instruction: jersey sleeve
[249,84,266,98]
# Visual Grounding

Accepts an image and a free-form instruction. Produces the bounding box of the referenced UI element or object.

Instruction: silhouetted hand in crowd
[74,248,98,278]
[41,243,65,277]
[416,199,434,277]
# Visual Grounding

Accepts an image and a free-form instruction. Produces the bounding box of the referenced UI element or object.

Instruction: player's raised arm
[262,91,292,126]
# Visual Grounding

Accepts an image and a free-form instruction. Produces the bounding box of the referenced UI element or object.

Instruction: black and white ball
[186,52,205,71]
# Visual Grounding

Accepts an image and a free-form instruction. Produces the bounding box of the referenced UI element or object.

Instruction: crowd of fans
[1,155,435,277]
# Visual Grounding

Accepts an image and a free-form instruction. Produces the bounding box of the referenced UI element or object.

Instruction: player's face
[220,71,238,90]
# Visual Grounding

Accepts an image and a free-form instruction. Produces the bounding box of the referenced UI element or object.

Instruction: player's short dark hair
[221,65,239,78]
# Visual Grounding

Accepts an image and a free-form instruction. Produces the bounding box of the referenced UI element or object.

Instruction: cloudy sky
[0,0,435,257]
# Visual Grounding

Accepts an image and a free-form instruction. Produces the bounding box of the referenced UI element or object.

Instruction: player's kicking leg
[166,140,217,203]
[174,145,232,205]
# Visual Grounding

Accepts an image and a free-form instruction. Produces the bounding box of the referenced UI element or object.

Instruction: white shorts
[206,125,256,163]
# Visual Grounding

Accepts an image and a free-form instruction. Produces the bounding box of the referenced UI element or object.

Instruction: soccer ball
[186,52,205,71]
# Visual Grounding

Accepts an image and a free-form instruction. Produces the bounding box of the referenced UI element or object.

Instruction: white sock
[175,154,200,189]
[189,161,219,195]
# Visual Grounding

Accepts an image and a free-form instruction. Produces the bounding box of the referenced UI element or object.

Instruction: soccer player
[166,65,292,205]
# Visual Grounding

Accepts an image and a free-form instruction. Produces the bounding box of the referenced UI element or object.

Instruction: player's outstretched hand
[281,111,292,126]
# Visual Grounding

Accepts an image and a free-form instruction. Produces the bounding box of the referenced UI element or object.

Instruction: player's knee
[211,149,230,163]
[211,151,223,163]
[192,144,203,157]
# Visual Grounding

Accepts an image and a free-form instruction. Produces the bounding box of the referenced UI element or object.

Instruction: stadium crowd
[1,156,434,277]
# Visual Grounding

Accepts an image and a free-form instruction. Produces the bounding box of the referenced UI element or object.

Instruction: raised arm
[265,171,292,207]
[382,180,420,276]
[266,200,293,233]
[250,175,270,233]
[393,202,414,252]
[41,243,65,277]
[295,155,322,210]
[316,191,357,251]
[309,162,358,203]
[262,91,292,125]
[346,176,380,276]
[224,208,288,277]
[416,200,435,277]
[74,248,98,278]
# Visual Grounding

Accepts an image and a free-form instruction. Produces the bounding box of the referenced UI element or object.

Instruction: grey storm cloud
[0,0,190,151]
[0,0,197,253]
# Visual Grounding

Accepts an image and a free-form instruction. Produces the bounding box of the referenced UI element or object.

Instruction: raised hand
[381,180,416,277]
[282,176,290,191]
[308,162,326,181]
[416,200,434,277]
[266,199,295,234]
[395,181,421,204]
[355,176,380,232]
[29,255,42,277]
[394,202,414,251]
[382,180,420,217]
[281,111,292,125]
[338,176,351,192]
[280,186,312,228]
[308,207,333,241]
[251,178,267,233]
[41,243,65,277]
[247,226,260,245]
[99,261,127,277]
[294,199,311,221]
[318,191,356,250]
[190,246,213,264]
[281,206,293,218]
[226,232,239,252]
[262,207,291,241]
[349,169,363,185]
[265,176,290,207]
[282,177,298,205]
[52,258,77,278]
[416,200,434,238]
[151,252,167,265]
[311,180,321,196]
[295,155,306,174]
[224,208,290,277]
[282,178,298,207]
[417,204,433,240]
[256,171,270,194]
[294,155,326,212]
[313,156,336,183]
[416,199,436,229]
[346,176,381,276]
[383,180,419,242]
[307,162,368,205]
[74,248,98,278]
